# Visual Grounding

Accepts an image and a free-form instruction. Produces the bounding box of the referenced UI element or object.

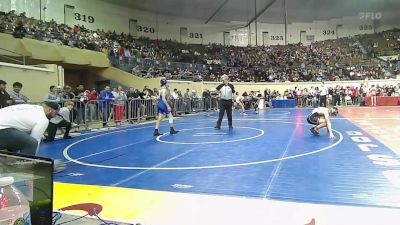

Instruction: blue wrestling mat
[38,108,400,208]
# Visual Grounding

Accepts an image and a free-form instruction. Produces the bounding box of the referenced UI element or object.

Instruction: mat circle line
[63,120,343,170]
[156,126,264,144]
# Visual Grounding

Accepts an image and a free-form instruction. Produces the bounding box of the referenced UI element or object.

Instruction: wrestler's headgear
[160,78,167,87]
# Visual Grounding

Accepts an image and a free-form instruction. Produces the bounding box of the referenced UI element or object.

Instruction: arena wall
[0,33,110,67]
[57,67,400,96]
[1,62,62,102]
[167,79,400,96]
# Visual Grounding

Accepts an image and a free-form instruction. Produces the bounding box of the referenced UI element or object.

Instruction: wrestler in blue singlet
[158,87,168,114]
[153,78,179,136]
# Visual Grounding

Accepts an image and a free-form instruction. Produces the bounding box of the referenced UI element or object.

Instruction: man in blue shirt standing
[99,86,115,127]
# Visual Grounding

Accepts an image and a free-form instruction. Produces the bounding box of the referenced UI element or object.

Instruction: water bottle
[0,176,31,225]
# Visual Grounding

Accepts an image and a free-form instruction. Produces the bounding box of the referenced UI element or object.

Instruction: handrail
[0,47,26,65]
[0,62,53,72]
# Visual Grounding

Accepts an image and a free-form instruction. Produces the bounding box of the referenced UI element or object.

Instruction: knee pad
[168,112,174,124]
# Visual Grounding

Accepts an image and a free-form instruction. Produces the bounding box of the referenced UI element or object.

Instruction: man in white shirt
[171,89,179,100]
[234,92,247,115]
[309,87,315,96]
[0,102,59,156]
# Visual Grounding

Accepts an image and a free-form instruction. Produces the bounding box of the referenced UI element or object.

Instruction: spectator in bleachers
[12,20,26,39]
[43,85,61,103]
[0,80,13,108]
[9,82,28,104]
[1,10,399,84]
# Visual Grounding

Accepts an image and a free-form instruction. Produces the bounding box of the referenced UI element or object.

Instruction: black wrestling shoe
[170,127,179,134]
[214,126,221,130]
[153,129,163,136]
[310,127,319,136]
[229,126,233,129]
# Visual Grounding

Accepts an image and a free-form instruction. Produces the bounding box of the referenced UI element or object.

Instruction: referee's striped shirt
[216,84,235,100]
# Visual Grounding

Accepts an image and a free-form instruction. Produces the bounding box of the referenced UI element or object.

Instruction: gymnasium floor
[38,107,400,225]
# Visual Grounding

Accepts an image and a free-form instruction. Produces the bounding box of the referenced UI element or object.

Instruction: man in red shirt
[350,87,357,105]
[87,88,99,122]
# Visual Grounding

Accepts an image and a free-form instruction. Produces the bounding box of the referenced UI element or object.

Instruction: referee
[215,75,235,129]
[319,81,327,107]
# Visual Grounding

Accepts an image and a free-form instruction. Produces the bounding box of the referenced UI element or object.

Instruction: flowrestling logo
[347,131,400,188]
[359,12,382,20]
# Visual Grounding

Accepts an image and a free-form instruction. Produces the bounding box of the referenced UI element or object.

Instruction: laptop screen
[0,151,53,225]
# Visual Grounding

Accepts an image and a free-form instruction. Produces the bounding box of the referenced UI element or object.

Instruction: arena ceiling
[101,0,400,24]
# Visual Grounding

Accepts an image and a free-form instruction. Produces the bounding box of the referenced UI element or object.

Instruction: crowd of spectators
[0,79,219,128]
[1,10,399,83]
[2,78,400,134]
[0,10,223,64]
[360,29,400,57]
[0,80,160,126]
[247,82,400,109]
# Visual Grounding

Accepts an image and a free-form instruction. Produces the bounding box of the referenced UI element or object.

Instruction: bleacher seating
[0,10,399,82]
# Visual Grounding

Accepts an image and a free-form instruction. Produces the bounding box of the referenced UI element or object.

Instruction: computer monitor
[0,151,53,225]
